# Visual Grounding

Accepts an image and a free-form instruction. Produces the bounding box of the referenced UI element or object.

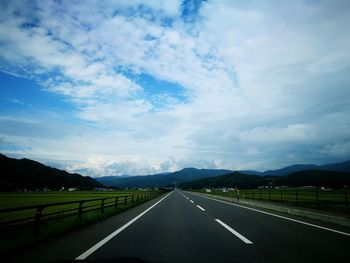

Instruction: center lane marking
[196,205,206,211]
[189,200,194,203]
[215,219,253,244]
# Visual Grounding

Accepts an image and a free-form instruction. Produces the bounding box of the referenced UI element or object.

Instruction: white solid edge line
[190,200,194,203]
[75,191,173,260]
[196,205,206,211]
[215,219,253,244]
[190,192,350,237]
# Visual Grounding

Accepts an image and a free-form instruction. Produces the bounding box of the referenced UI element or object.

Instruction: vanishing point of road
[8,190,350,263]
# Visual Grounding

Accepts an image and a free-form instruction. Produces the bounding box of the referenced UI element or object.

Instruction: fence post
[124,196,127,207]
[316,191,319,207]
[280,191,283,202]
[33,206,44,235]
[78,201,84,220]
[345,191,349,212]
[115,197,119,209]
[101,199,105,213]
[132,195,134,204]
[269,190,271,202]
[296,191,299,206]
[137,194,139,202]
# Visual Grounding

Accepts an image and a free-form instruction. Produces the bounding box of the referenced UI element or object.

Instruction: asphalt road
[8,190,350,263]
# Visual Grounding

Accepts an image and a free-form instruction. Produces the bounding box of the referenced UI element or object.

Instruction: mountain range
[96,168,232,188]
[0,154,103,191]
[238,160,350,176]
[179,170,350,189]
[1,152,350,190]
[96,160,350,188]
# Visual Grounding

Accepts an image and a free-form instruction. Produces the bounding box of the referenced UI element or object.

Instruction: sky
[0,0,349,177]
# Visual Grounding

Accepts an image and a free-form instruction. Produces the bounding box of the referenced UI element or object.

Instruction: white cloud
[0,0,349,176]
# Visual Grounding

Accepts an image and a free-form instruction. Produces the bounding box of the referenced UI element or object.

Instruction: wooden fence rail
[0,191,162,235]
[197,189,349,213]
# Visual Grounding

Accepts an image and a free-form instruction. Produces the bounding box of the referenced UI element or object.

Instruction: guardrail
[195,189,349,213]
[0,191,163,235]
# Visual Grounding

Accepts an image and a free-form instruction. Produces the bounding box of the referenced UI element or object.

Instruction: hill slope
[180,170,350,189]
[96,168,233,188]
[319,160,350,173]
[261,160,350,176]
[96,160,350,188]
[0,154,104,191]
[279,170,350,188]
[179,172,265,189]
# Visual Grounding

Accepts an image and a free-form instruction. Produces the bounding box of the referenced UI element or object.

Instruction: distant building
[94,187,112,191]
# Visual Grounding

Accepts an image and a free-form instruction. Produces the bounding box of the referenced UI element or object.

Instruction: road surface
[8,190,350,263]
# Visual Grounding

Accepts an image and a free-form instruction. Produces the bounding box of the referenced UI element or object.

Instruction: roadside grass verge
[0,191,164,257]
[0,191,137,222]
[192,189,349,214]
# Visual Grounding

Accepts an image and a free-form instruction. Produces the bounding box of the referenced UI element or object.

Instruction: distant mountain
[278,170,350,188]
[0,154,103,191]
[96,160,350,188]
[319,160,350,173]
[169,168,233,182]
[262,164,319,176]
[237,170,263,176]
[180,170,350,189]
[179,172,265,189]
[96,168,233,188]
[259,160,350,176]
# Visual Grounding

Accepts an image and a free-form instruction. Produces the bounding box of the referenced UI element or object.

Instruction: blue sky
[0,0,349,177]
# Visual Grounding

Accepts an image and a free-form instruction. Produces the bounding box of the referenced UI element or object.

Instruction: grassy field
[0,190,137,208]
[195,188,349,213]
[0,190,163,256]
[0,190,148,223]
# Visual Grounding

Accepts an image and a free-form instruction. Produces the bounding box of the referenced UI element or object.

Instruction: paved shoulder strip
[75,191,173,260]
[190,192,350,237]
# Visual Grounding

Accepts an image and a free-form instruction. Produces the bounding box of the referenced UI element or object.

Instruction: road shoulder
[5,192,170,263]
[188,191,350,230]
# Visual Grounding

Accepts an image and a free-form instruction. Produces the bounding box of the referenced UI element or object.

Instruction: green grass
[0,190,137,208]
[0,190,145,223]
[195,188,349,213]
[1,198,149,255]
[0,190,164,256]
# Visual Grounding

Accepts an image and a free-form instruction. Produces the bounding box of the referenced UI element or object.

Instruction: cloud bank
[0,0,349,176]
